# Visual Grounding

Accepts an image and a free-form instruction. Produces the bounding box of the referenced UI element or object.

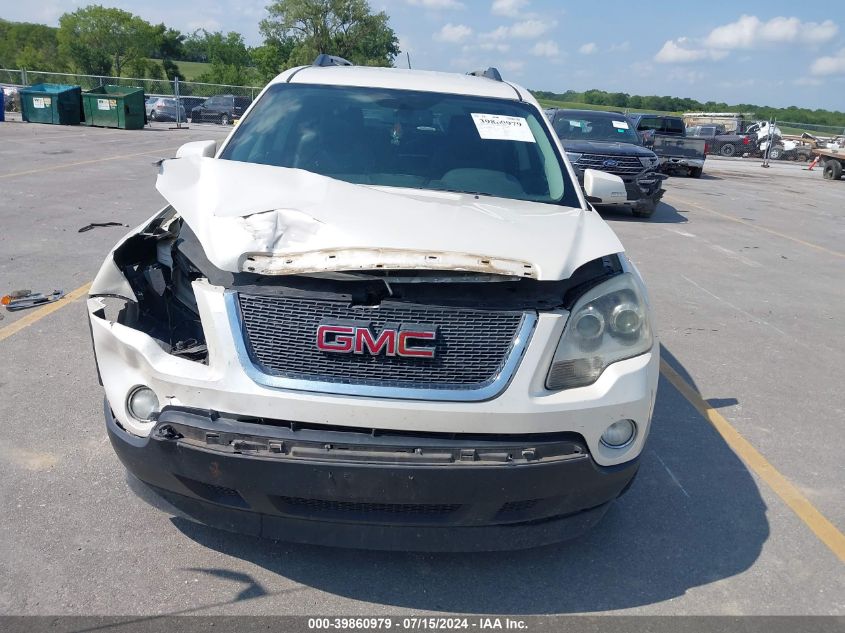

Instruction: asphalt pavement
[0,121,843,616]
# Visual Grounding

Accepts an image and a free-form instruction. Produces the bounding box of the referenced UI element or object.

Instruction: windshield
[219,83,576,206]
[552,112,642,144]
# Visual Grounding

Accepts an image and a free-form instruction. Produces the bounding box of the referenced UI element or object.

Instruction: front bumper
[107,402,639,551]
[659,157,705,170]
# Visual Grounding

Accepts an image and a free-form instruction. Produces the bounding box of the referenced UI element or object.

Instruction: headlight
[566,152,583,164]
[547,273,653,390]
[638,156,658,168]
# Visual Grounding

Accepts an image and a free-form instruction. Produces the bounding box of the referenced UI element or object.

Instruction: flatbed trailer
[813,148,845,180]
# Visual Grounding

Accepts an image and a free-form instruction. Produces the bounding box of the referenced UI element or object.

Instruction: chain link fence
[1,67,263,124]
[777,121,845,138]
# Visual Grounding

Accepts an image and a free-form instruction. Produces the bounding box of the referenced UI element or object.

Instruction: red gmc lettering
[316,325,355,352]
[317,325,436,358]
[397,330,436,358]
[355,329,396,356]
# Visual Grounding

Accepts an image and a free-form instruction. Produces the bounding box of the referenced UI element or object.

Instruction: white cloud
[482,19,555,41]
[811,48,845,76]
[609,41,631,53]
[531,40,559,57]
[654,38,728,63]
[435,23,473,43]
[578,42,597,55]
[407,0,465,9]
[704,15,838,49]
[491,0,528,17]
[477,42,511,53]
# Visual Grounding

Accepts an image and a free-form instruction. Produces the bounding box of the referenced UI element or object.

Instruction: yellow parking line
[660,359,845,563]
[0,283,91,343]
[0,148,176,180]
[665,193,845,259]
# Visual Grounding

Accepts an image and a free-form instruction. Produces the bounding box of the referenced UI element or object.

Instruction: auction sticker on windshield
[471,113,535,142]
[612,120,630,129]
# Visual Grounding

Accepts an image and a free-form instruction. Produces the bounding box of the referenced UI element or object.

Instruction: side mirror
[176,140,217,159]
[583,169,627,204]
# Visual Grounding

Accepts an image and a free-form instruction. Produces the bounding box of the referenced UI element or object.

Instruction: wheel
[719,144,736,157]
[689,167,703,178]
[149,110,157,121]
[632,198,657,219]
[768,146,783,160]
[823,159,843,180]
[221,113,230,125]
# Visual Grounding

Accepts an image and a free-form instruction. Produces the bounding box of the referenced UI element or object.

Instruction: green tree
[259,0,399,71]
[57,6,157,76]
[194,31,255,85]
[162,58,181,80]
[0,19,67,70]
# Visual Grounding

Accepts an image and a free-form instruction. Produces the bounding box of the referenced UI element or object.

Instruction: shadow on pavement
[172,347,767,614]
[598,201,688,224]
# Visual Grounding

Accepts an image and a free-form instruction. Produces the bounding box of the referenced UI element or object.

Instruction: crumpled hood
[155,156,623,281]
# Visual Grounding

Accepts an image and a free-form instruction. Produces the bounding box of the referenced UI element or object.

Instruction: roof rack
[313,54,353,67]
[467,67,503,82]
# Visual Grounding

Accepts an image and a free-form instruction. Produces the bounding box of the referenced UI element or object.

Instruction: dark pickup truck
[628,113,707,178]
[546,108,665,218]
[686,124,755,157]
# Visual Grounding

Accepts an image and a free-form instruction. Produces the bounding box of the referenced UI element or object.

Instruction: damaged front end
[89,207,208,366]
[87,153,658,549]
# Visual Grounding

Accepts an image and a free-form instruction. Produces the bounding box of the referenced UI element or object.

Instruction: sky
[2,0,844,110]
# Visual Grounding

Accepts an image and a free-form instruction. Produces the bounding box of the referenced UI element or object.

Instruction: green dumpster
[82,85,146,130]
[20,84,82,125]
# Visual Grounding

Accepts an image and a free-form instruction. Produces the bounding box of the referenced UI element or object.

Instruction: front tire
[689,167,703,178]
[149,110,157,121]
[719,144,736,157]
[768,146,783,160]
[221,113,230,125]
[632,198,657,219]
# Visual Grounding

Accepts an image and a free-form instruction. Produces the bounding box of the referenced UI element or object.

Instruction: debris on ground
[2,289,65,311]
[78,222,128,233]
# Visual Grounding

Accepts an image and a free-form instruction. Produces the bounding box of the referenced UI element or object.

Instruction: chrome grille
[236,293,527,390]
[576,154,644,176]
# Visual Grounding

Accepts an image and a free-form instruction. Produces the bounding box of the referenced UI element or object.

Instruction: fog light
[127,386,159,421]
[601,419,636,448]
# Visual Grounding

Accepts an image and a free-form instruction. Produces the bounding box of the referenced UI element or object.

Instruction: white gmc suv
[87,56,659,551]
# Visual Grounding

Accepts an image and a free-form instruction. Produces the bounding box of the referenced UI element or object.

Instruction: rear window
[220,83,578,207]
[664,118,685,134]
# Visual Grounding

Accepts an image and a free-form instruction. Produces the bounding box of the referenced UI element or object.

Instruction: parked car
[547,108,665,218]
[628,113,707,178]
[88,57,658,551]
[176,96,206,121]
[190,94,251,124]
[687,124,754,157]
[145,97,186,122]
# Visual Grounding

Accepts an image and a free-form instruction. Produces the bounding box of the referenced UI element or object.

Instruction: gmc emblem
[316,324,437,359]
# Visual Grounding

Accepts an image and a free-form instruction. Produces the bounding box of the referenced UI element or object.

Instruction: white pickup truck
[87,56,659,551]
